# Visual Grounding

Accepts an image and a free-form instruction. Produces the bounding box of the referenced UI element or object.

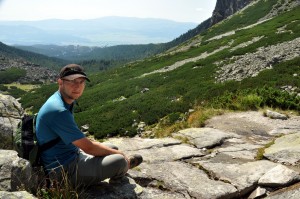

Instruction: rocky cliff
[210,0,300,26]
[211,0,253,25]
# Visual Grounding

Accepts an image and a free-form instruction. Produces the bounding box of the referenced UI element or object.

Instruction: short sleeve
[51,110,85,144]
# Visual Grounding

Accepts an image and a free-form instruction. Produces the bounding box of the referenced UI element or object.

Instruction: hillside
[0,42,68,84]
[19,0,300,139]
[0,42,66,69]
[15,43,167,66]
[0,42,68,98]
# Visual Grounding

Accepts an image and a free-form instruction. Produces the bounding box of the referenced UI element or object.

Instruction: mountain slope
[0,42,68,85]
[0,42,66,69]
[20,0,300,138]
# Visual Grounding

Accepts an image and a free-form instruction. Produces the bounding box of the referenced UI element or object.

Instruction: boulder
[0,94,23,149]
[265,110,288,120]
[0,150,39,193]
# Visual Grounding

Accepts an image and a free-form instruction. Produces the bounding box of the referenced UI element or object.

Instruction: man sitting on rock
[36,64,142,187]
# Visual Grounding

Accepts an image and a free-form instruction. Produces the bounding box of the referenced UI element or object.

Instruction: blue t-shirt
[36,91,85,171]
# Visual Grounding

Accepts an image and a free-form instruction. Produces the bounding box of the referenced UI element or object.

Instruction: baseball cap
[59,64,90,82]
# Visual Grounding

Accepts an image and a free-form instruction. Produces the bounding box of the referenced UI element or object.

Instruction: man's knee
[107,154,128,179]
[114,154,128,170]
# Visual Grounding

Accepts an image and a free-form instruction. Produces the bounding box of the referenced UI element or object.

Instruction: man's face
[59,77,86,102]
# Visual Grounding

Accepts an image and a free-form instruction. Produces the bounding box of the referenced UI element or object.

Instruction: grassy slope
[0,42,66,70]
[20,1,300,138]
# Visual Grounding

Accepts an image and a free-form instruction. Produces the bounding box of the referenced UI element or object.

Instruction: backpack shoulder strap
[34,114,61,152]
[39,137,61,152]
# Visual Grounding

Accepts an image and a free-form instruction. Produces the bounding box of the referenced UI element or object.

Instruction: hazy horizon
[0,0,217,23]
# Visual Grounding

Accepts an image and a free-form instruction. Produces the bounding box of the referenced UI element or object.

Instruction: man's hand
[73,137,119,156]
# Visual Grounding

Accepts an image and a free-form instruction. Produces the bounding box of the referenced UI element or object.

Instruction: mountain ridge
[0,16,197,46]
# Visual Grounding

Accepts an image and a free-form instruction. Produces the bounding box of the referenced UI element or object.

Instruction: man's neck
[58,90,74,105]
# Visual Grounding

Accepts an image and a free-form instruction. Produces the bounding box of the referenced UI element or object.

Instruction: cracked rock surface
[101,111,300,199]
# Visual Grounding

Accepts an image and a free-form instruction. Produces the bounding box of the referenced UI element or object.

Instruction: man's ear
[58,78,63,85]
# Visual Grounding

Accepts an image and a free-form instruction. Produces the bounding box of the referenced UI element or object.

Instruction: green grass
[0,67,26,84]
[4,83,39,91]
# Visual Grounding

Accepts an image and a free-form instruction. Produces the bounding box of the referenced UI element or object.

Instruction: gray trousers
[50,144,128,187]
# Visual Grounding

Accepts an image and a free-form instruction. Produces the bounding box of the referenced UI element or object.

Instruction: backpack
[14,114,60,167]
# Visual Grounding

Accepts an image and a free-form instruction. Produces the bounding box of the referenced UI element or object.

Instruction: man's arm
[73,137,125,157]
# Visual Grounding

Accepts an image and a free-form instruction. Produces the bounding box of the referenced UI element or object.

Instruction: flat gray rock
[216,143,263,159]
[258,164,300,187]
[139,187,187,199]
[206,111,300,137]
[104,137,181,151]
[126,144,204,163]
[264,133,300,165]
[86,177,143,199]
[174,127,236,149]
[196,160,278,195]
[266,182,300,199]
[136,161,237,199]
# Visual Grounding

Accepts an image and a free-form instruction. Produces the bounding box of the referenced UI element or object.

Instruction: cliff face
[170,0,254,51]
[211,0,253,25]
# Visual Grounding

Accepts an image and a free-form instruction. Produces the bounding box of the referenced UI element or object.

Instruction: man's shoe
[129,154,143,169]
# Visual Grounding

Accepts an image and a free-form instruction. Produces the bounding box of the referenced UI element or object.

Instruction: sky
[0,0,217,23]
